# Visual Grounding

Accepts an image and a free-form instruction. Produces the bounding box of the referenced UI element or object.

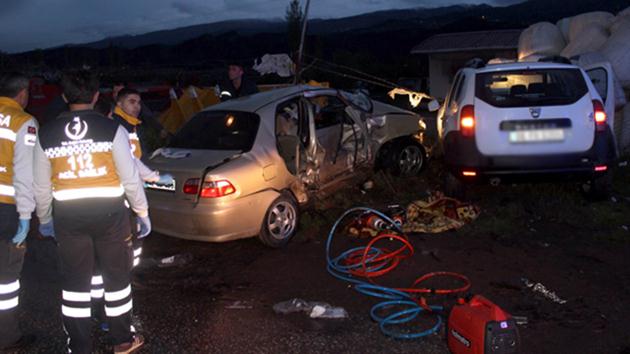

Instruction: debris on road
[225,300,253,310]
[140,253,194,268]
[522,278,568,304]
[309,305,349,319]
[273,298,348,319]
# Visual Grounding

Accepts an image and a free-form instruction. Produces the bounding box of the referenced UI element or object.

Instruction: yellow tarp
[159,86,220,134]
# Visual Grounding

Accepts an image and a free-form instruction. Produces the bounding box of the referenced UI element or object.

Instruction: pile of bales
[517,8,630,151]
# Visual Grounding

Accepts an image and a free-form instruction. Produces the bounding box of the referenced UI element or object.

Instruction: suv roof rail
[538,55,572,65]
[464,58,486,69]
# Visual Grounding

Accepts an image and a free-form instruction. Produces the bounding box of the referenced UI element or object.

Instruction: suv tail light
[460,105,475,137]
[183,178,236,198]
[593,100,606,132]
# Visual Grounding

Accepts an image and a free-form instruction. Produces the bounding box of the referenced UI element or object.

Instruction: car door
[584,62,615,130]
[438,71,464,139]
[274,97,320,185]
[305,94,355,183]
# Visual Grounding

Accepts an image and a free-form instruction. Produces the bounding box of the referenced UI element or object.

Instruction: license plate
[509,129,565,143]
[145,180,176,192]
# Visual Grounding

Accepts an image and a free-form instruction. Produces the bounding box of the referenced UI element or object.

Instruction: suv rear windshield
[475,69,588,108]
[169,111,260,151]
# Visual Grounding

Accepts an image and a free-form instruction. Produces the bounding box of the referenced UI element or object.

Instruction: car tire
[582,173,612,201]
[387,140,426,177]
[444,172,466,200]
[259,193,299,248]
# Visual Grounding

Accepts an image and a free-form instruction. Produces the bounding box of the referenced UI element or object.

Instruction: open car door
[584,62,615,131]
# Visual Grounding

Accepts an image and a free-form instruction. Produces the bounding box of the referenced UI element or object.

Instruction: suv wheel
[259,193,299,247]
[444,172,466,200]
[388,140,425,177]
[582,173,612,201]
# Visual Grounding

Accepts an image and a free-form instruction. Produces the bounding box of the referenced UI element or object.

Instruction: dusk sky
[0,0,522,53]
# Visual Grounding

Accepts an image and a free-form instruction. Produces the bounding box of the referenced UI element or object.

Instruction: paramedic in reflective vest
[33,71,149,354]
[89,94,172,327]
[0,73,38,351]
[112,88,172,268]
[113,88,143,161]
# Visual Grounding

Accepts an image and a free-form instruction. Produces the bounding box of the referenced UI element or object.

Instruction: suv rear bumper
[443,127,617,182]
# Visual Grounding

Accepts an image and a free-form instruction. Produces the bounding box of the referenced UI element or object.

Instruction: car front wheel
[259,193,299,248]
[388,140,426,177]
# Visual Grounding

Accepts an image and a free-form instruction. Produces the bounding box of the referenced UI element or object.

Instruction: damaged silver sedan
[145,85,428,247]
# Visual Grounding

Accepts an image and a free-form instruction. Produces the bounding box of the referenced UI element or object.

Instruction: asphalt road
[7,167,630,353]
[14,232,450,354]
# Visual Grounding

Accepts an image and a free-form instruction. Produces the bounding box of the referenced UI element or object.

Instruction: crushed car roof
[204,85,333,113]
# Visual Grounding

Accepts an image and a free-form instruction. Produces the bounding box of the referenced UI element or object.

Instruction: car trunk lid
[145,148,241,202]
[474,68,595,156]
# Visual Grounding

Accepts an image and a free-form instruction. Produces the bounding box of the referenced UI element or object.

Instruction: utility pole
[294,0,311,84]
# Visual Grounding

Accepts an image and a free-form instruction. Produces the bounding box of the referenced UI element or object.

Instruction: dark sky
[0,0,523,53]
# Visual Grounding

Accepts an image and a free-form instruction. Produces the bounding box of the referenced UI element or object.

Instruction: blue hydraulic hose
[325,207,443,339]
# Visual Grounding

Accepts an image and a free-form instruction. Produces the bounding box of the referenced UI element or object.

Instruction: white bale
[560,25,609,58]
[619,6,630,17]
[610,13,630,34]
[601,21,630,89]
[518,54,545,63]
[568,11,614,42]
[556,17,572,41]
[518,22,566,60]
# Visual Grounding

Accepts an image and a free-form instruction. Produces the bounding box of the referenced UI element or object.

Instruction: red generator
[448,295,519,354]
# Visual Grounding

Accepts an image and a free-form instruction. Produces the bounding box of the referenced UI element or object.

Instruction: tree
[285,0,304,56]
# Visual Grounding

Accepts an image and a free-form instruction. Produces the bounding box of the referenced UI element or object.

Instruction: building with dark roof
[411,29,522,99]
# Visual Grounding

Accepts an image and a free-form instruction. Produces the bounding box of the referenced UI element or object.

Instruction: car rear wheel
[259,193,299,248]
[388,140,425,177]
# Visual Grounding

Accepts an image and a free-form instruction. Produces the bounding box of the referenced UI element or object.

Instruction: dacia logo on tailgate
[529,107,541,119]
[65,117,88,140]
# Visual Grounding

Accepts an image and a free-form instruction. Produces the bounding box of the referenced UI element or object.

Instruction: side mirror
[428,99,440,112]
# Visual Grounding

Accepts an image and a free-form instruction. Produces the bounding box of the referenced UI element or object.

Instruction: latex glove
[12,219,30,245]
[39,220,55,238]
[137,216,152,238]
[156,173,174,185]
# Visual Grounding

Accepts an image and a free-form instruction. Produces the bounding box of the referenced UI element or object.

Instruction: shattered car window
[309,96,352,130]
[169,110,260,151]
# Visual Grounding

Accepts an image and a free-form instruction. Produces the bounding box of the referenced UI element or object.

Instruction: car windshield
[475,68,588,108]
[340,90,373,112]
[169,110,260,151]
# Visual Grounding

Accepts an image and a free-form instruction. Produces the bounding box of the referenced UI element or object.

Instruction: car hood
[146,148,242,172]
[371,100,415,116]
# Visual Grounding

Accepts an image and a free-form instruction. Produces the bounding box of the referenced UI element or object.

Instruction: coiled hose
[325,207,470,339]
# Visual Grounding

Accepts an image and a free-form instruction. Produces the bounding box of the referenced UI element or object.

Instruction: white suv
[437,59,618,198]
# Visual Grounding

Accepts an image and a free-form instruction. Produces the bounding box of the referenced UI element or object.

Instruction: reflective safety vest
[39,110,123,201]
[0,97,35,205]
[113,107,142,159]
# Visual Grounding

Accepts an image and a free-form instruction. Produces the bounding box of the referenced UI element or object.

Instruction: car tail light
[593,100,606,131]
[594,165,608,172]
[200,179,236,198]
[462,170,477,177]
[460,105,475,137]
[183,178,200,194]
